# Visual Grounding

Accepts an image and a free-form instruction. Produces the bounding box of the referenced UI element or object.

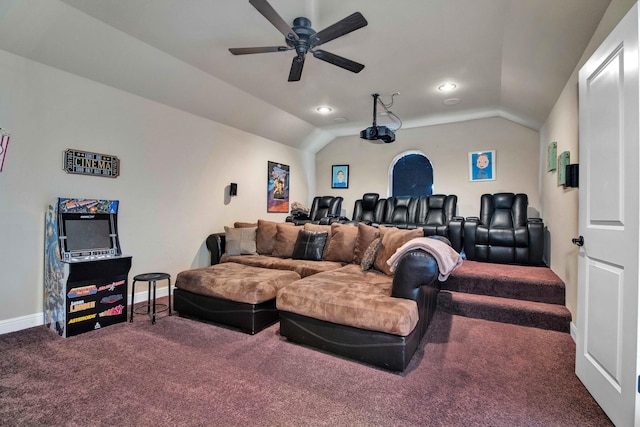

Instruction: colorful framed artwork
[0,128,10,173]
[331,165,349,189]
[267,161,289,213]
[468,150,496,182]
[548,142,557,171]
[558,151,570,187]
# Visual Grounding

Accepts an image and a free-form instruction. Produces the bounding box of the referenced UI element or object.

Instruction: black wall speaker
[229,183,237,196]
[565,164,579,188]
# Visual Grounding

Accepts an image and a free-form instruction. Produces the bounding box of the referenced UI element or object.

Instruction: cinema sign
[63,149,120,178]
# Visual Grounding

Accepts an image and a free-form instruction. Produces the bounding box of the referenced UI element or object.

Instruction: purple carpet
[0,307,611,426]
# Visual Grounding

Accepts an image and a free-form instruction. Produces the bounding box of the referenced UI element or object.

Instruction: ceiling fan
[229,0,368,82]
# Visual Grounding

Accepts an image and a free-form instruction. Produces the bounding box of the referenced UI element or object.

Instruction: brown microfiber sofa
[174,219,446,371]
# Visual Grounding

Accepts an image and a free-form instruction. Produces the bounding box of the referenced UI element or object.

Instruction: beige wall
[0,49,312,326]
[539,0,636,324]
[316,117,540,221]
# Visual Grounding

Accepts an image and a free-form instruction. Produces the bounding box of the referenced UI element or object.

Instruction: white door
[576,4,640,426]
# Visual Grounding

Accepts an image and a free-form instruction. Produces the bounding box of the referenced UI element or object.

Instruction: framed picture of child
[468,150,496,182]
[331,165,349,189]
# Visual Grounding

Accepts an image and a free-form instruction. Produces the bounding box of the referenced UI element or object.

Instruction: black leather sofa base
[279,311,422,372]
[174,288,278,335]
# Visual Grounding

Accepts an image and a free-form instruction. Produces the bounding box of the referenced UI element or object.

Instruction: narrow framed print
[267,161,289,212]
[548,142,557,171]
[558,151,570,187]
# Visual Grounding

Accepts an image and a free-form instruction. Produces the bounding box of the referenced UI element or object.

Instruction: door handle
[572,236,584,246]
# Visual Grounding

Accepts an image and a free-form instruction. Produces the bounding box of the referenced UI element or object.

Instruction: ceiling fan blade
[312,50,364,73]
[229,46,289,55]
[288,55,305,82]
[312,12,368,47]
[249,0,299,41]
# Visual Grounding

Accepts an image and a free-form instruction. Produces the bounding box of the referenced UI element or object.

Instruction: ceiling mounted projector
[360,93,398,143]
[360,124,395,143]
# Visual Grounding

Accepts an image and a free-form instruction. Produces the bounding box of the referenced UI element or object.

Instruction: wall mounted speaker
[229,183,237,196]
[565,164,579,188]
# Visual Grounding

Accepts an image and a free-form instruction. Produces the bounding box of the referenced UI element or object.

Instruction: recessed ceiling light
[443,98,460,106]
[438,82,457,92]
[316,106,333,114]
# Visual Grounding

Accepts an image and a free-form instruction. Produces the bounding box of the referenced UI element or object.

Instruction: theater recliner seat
[377,196,421,229]
[415,195,463,253]
[463,193,545,266]
[286,196,343,225]
[350,193,385,225]
[376,195,463,252]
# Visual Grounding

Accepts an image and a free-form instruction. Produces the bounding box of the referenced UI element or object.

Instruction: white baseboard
[570,321,577,343]
[0,287,172,335]
[130,286,170,305]
[0,312,45,335]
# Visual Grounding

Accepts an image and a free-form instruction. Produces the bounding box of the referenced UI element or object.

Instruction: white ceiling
[0,0,611,151]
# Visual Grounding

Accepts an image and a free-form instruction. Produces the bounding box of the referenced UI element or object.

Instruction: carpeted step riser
[441,277,565,305]
[438,292,571,333]
[443,260,567,305]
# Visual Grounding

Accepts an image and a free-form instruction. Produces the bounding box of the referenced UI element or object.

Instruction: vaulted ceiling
[0,0,611,151]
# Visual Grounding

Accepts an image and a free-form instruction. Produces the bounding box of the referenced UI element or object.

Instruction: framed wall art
[558,151,570,187]
[267,161,289,213]
[548,141,557,171]
[331,165,349,189]
[468,150,496,182]
[0,128,10,173]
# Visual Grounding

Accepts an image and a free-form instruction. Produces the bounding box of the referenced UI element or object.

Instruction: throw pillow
[374,226,423,275]
[256,219,279,255]
[272,224,303,258]
[292,230,329,261]
[324,222,359,263]
[303,223,332,255]
[234,221,257,229]
[303,223,331,233]
[360,237,381,271]
[224,226,257,256]
[353,223,380,265]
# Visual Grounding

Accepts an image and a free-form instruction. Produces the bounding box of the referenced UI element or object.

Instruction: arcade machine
[44,197,132,337]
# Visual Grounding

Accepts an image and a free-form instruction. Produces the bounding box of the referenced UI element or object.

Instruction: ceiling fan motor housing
[289,17,316,57]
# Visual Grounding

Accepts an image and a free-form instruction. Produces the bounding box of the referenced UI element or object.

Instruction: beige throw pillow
[234,221,258,228]
[272,224,303,258]
[224,226,257,256]
[324,223,359,263]
[256,219,279,255]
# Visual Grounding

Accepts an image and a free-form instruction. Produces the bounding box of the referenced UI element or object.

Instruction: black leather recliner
[415,195,463,252]
[286,196,343,225]
[377,196,421,229]
[463,193,544,266]
[349,193,385,225]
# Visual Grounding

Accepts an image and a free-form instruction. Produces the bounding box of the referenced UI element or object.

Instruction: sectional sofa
[174,220,461,371]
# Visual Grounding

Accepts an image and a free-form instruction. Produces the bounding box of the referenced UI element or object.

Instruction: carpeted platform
[439,260,572,332]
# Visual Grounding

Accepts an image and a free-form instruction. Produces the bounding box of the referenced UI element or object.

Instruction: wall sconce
[229,183,237,196]
[565,164,579,188]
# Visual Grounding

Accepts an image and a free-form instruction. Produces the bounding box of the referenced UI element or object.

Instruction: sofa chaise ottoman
[174,262,301,334]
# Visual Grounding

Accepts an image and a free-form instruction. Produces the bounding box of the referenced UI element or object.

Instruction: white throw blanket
[386,237,463,281]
